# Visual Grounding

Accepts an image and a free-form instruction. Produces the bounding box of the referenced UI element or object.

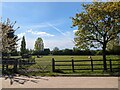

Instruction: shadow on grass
[109,68,120,76]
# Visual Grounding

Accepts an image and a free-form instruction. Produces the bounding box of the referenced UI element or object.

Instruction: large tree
[34,37,44,51]
[20,36,26,55]
[72,2,120,71]
[1,18,19,57]
[1,18,19,71]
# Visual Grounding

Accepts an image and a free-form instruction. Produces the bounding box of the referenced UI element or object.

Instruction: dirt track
[1,76,119,88]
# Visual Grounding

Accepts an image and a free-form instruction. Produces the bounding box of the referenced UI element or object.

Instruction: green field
[19,55,120,76]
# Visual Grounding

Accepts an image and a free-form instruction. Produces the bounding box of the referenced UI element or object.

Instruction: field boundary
[52,58,120,73]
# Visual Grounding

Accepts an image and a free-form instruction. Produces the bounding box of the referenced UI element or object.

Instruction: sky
[2,2,88,50]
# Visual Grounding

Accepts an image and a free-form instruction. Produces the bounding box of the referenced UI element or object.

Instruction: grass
[17,55,120,76]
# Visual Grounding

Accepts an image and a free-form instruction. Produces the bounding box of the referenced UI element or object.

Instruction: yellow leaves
[72,2,120,50]
[97,17,102,21]
[104,2,120,16]
[115,19,118,23]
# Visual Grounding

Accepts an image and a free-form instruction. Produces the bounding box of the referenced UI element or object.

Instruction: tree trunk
[103,43,107,72]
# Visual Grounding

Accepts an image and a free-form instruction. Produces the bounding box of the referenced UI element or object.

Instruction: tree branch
[88,14,104,37]
[86,35,103,44]
[107,29,120,42]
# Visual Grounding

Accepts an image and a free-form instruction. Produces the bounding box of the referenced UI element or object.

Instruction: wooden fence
[2,57,35,72]
[2,58,18,72]
[52,58,120,72]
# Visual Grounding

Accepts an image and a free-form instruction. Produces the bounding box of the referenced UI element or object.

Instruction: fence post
[2,64,4,71]
[19,59,22,69]
[110,59,112,72]
[13,59,18,73]
[90,58,93,72]
[72,59,75,72]
[52,58,55,72]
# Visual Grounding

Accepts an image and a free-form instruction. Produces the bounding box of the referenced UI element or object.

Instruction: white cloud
[26,38,35,49]
[16,22,76,50]
[27,29,54,37]
[17,33,26,38]
[44,39,74,50]
[73,30,78,33]
[17,31,75,50]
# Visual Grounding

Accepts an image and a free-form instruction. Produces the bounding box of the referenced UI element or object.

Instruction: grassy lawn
[18,55,120,76]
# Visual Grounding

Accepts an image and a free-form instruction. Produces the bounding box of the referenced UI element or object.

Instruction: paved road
[1,76,119,88]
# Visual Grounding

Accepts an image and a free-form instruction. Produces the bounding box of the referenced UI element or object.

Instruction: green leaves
[34,37,44,51]
[72,2,120,50]
[20,36,26,55]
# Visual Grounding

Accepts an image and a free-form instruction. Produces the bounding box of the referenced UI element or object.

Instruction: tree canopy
[53,47,59,52]
[34,37,44,51]
[72,2,120,71]
[1,18,19,56]
[20,36,26,55]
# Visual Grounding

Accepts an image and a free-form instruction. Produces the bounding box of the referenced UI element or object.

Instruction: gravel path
[1,76,119,88]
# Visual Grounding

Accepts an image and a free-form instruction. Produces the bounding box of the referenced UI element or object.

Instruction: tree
[34,37,44,51]
[63,48,73,55]
[43,48,50,55]
[53,47,59,52]
[52,47,59,55]
[72,2,120,71]
[1,18,19,57]
[20,36,26,55]
[1,18,19,71]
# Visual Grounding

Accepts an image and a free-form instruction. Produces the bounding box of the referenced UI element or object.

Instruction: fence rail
[52,58,120,72]
[2,57,35,72]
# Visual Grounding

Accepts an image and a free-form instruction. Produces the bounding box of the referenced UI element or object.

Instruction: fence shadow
[3,74,49,85]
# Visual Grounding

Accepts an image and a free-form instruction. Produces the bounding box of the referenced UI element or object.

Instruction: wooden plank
[91,58,93,71]
[93,68,104,70]
[92,64,103,66]
[55,59,120,62]
[109,59,112,72]
[74,64,91,66]
[74,68,92,70]
[55,64,105,66]
[52,58,55,72]
[72,59,75,72]
[75,68,104,70]
[60,69,72,70]
[74,60,94,62]
[55,60,71,62]
[55,64,72,66]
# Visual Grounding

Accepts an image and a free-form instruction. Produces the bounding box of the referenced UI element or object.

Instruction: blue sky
[2,2,88,50]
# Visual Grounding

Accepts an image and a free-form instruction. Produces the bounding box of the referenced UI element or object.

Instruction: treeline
[51,49,120,55]
[10,47,120,56]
